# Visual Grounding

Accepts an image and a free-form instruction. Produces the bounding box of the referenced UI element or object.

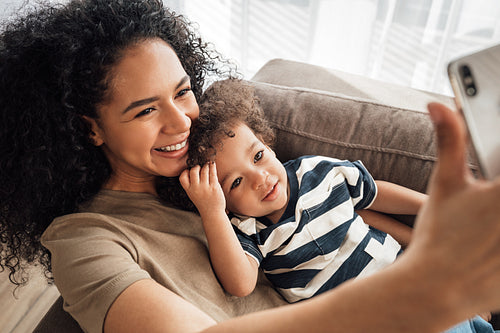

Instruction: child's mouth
[263,183,279,201]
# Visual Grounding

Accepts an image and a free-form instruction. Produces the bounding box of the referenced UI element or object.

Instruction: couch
[34,58,497,332]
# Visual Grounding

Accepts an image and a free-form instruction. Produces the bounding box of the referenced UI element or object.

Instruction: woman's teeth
[156,140,187,152]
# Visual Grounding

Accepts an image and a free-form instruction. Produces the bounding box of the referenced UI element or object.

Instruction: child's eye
[135,107,155,118]
[230,177,242,190]
[254,150,263,163]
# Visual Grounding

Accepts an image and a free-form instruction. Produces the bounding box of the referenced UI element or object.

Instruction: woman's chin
[157,160,188,178]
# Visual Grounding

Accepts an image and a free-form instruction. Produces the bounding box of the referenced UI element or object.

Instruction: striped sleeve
[294,156,377,210]
[230,216,264,265]
[348,160,377,210]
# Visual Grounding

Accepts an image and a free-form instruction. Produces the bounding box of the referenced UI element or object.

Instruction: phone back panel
[448,44,500,179]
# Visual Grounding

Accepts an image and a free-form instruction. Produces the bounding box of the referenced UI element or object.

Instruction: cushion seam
[271,122,437,162]
[251,81,431,115]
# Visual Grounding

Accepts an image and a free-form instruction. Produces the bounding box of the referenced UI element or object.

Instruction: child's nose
[252,170,268,190]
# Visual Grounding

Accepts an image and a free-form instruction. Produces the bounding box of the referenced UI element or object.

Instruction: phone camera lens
[459,65,477,96]
[466,86,476,96]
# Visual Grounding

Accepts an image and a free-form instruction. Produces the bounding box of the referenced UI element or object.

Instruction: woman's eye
[230,177,242,190]
[254,150,263,163]
[135,108,155,118]
[177,88,192,97]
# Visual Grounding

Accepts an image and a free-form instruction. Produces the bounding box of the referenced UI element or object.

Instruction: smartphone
[447,43,500,179]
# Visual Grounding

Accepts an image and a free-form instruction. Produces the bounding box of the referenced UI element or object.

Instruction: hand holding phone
[447,44,500,179]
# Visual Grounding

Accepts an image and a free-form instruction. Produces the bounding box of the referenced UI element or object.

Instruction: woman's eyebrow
[122,96,160,114]
[176,75,190,90]
[121,75,190,114]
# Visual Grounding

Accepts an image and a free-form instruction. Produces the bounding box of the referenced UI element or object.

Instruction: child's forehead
[228,123,262,143]
[217,123,263,154]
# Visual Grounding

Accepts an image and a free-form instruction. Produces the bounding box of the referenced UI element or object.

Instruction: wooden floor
[0,268,59,333]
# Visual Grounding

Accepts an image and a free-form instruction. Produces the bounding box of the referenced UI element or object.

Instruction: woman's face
[89,39,199,192]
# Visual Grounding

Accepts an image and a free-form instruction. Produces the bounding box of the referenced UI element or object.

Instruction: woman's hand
[406,102,500,319]
[179,162,226,216]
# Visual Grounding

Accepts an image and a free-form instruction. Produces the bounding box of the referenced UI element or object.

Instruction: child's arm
[357,209,413,246]
[360,180,428,246]
[179,162,259,297]
[370,180,427,215]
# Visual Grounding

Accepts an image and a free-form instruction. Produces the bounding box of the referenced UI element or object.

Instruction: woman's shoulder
[42,189,205,245]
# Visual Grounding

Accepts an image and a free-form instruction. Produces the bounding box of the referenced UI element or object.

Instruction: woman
[1,1,499,332]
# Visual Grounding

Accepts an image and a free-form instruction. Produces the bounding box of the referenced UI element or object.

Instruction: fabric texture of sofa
[34,59,493,332]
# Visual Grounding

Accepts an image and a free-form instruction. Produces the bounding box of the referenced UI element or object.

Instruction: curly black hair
[0,0,235,285]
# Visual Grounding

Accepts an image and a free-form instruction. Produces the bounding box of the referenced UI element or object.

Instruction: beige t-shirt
[41,190,286,333]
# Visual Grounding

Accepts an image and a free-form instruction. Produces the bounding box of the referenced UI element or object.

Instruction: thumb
[427,102,471,195]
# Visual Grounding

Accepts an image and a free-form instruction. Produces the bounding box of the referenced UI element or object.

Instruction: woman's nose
[160,105,192,133]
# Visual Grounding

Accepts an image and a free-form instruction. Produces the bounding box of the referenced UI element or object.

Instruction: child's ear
[81,115,104,146]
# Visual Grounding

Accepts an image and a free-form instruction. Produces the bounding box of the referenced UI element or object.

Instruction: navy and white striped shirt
[230,156,401,303]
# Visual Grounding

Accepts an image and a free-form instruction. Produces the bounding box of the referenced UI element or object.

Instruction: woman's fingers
[427,103,472,195]
[410,103,500,314]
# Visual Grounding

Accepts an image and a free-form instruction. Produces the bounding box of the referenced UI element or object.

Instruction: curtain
[170,0,500,95]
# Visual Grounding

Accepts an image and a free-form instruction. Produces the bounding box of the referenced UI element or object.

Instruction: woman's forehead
[105,39,186,102]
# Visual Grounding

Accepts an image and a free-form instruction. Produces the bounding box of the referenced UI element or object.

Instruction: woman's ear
[81,115,104,146]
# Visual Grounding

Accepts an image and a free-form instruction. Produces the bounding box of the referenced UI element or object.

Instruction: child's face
[215,123,289,223]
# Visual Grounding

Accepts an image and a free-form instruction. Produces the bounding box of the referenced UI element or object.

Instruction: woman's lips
[154,139,187,152]
[153,139,189,159]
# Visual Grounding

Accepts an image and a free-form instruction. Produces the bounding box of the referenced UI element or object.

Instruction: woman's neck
[103,173,158,196]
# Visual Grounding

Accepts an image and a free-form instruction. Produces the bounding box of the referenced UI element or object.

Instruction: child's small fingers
[200,162,210,183]
[209,161,219,184]
[179,169,190,188]
[189,165,201,184]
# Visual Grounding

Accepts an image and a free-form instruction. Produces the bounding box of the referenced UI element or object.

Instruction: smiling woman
[0,1,240,331]
[85,39,199,191]
[2,1,500,333]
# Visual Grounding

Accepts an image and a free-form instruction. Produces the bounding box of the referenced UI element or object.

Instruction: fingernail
[428,103,442,125]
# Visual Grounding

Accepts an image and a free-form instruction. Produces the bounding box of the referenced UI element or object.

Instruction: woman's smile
[89,39,199,192]
[154,139,188,152]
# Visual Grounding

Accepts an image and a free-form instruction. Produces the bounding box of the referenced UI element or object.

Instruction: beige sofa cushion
[249,59,479,195]
[251,58,455,113]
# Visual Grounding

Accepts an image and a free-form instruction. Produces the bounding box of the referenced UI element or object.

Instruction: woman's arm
[104,258,454,333]
[180,163,259,297]
[104,279,216,332]
[105,103,500,333]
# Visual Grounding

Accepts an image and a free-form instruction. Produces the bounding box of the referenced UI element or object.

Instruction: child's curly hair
[188,79,275,167]
[157,79,274,212]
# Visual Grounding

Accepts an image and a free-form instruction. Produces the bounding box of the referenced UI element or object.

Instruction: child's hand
[179,162,226,215]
